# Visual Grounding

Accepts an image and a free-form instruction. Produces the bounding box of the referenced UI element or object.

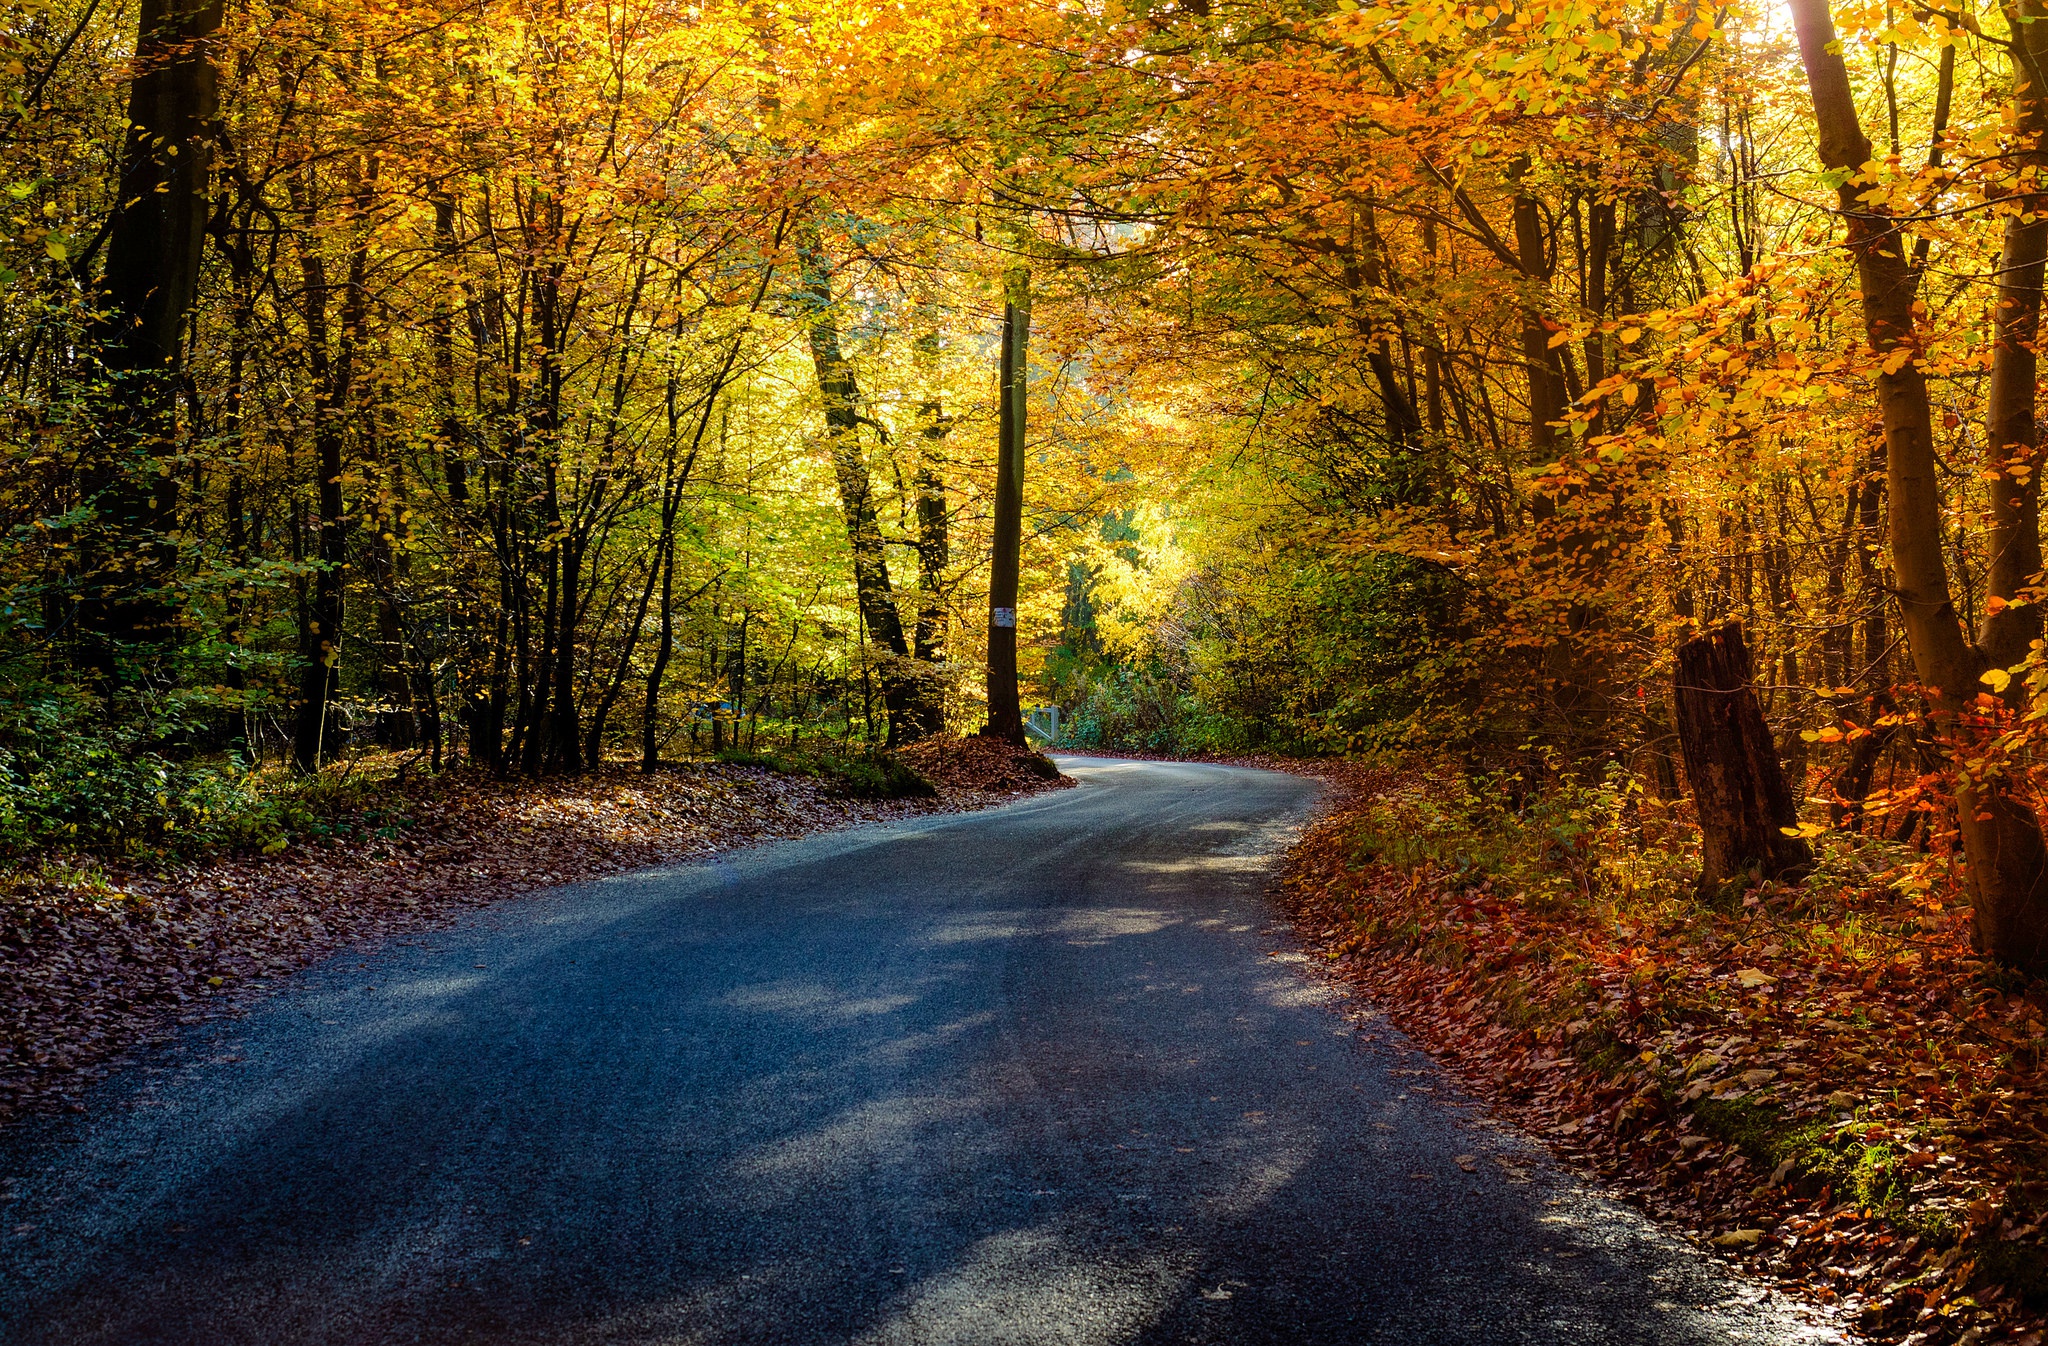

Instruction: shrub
[0,692,295,858]
[714,746,936,799]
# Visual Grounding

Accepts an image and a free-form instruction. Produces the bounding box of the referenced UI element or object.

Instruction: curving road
[0,757,1842,1345]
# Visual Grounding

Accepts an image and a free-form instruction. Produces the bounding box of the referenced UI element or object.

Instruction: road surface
[0,756,1841,1344]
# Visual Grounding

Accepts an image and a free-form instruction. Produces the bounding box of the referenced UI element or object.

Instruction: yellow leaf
[1621,383,1640,406]
[1880,347,1915,375]
[1983,667,2014,693]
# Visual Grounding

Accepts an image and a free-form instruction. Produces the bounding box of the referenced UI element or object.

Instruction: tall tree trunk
[1981,0,2048,675]
[1513,189,1567,475]
[369,462,417,750]
[78,0,225,667]
[642,531,676,772]
[220,229,256,761]
[800,238,914,743]
[906,331,952,739]
[472,609,509,772]
[1514,182,1607,738]
[288,160,370,773]
[985,267,1030,746]
[545,532,585,775]
[432,192,469,511]
[1790,0,2048,969]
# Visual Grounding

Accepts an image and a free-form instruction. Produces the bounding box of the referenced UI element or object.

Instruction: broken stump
[1673,621,1812,891]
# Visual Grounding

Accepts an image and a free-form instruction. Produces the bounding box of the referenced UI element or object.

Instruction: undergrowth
[713,746,937,799]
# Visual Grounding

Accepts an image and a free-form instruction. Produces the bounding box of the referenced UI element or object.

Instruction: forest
[6,0,2040,952]
[16,0,2048,1330]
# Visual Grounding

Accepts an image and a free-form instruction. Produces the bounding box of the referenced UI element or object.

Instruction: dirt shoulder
[0,741,1069,1128]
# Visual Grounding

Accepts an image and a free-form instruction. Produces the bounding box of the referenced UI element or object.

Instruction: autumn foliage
[18,0,2048,1327]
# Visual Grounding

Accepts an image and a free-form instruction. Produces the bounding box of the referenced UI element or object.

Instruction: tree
[77,0,225,669]
[1789,0,2048,970]
[984,266,1029,745]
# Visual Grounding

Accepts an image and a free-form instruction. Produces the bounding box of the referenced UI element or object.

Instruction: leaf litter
[0,740,1069,1130]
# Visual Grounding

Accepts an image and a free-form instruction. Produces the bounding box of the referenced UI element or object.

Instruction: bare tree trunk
[1980,0,2048,675]
[1791,0,2048,969]
[78,0,224,667]
[1674,623,1812,891]
[800,236,915,743]
[369,466,417,750]
[432,192,469,511]
[289,160,372,772]
[984,267,1030,746]
[1513,190,1567,475]
[905,330,952,740]
[641,532,676,772]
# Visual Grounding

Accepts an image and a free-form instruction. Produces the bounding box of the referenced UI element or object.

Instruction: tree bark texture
[1673,622,1813,889]
[984,267,1029,746]
[899,324,952,741]
[289,161,372,771]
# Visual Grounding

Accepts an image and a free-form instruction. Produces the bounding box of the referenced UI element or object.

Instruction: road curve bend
[0,756,1842,1345]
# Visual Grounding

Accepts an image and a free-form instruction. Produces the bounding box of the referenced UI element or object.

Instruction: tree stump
[1673,622,1812,891]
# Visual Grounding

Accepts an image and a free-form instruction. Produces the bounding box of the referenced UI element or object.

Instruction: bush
[1339,758,1695,907]
[714,746,936,799]
[822,751,938,799]
[1048,653,1264,755]
[0,692,296,858]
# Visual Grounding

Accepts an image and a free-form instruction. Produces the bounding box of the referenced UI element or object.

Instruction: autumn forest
[6,0,2031,934]
[18,0,2048,1329]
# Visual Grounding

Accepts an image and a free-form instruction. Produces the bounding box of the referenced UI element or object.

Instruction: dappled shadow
[0,760,1834,1345]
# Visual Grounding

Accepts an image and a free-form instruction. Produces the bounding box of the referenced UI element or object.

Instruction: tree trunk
[432,192,469,511]
[906,330,952,740]
[642,531,676,773]
[1674,623,1812,891]
[1512,190,1567,473]
[1980,0,2048,676]
[800,237,915,743]
[1790,0,2048,969]
[288,161,369,773]
[78,0,225,665]
[984,267,1029,746]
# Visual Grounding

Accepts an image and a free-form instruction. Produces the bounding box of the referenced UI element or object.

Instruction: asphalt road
[0,756,1843,1345]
